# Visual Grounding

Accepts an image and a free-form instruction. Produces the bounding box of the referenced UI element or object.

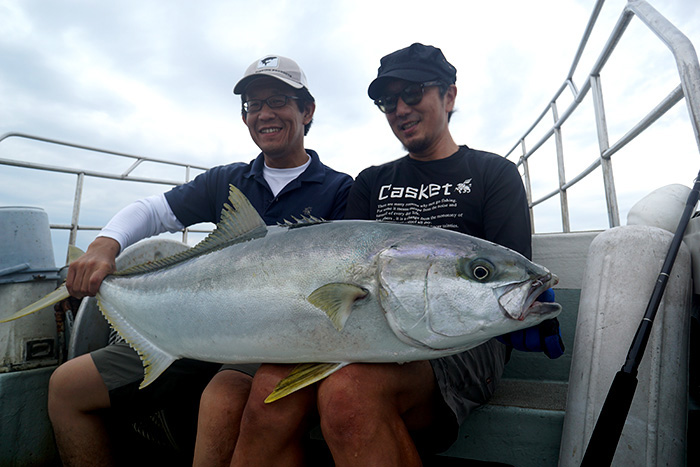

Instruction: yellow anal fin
[307,283,368,331]
[0,283,69,323]
[264,362,348,403]
[95,296,177,390]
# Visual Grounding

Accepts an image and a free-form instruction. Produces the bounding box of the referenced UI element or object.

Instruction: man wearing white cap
[47,55,352,467]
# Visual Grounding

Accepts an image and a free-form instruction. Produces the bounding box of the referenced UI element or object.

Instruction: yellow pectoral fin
[0,284,69,323]
[307,283,368,331]
[264,362,349,403]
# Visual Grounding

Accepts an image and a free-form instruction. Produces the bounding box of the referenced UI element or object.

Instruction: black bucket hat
[367,43,457,99]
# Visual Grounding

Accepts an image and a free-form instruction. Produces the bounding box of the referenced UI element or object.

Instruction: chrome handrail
[0,132,211,262]
[506,0,700,232]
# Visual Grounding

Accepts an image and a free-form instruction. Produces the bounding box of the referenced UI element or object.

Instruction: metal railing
[506,0,700,233]
[0,132,210,255]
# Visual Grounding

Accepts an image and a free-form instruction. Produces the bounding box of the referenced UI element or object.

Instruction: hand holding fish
[66,237,120,298]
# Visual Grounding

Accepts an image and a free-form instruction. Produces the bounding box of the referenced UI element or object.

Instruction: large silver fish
[3,185,560,401]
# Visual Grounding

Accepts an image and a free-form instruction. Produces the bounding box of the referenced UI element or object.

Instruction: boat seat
[488,379,567,411]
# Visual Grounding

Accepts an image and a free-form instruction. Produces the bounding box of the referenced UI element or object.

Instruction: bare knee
[195,371,253,466]
[241,366,315,436]
[200,370,252,421]
[48,355,109,420]
[48,358,81,402]
[317,367,383,444]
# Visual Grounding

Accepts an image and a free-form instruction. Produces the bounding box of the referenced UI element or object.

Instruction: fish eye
[473,264,490,280]
[460,258,495,282]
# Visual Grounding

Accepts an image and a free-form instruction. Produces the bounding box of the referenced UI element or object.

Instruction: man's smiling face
[242,77,314,167]
[384,79,455,160]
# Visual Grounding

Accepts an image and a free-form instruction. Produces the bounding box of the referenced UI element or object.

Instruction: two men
[50,43,533,466]
[204,43,532,466]
[48,55,352,466]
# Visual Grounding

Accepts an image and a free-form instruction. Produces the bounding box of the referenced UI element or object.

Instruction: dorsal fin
[117,185,267,276]
[278,215,327,229]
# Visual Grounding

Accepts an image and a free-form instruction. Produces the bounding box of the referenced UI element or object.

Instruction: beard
[403,137,432,154]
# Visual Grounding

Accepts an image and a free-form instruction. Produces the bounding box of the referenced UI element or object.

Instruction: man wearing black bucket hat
[343,42,533,458]
[229,44,534,465]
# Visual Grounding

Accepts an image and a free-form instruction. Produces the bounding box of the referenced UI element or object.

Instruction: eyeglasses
[374,81,444,114]
[243,95,299,113]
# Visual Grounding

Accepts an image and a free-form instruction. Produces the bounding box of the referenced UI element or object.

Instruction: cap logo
[258,57,279,68]
[234,55,309,95]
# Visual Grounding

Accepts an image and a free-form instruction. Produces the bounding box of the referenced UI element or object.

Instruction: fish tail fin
[265,362,348,403]
[0,245,87,324]
[0,284,70,323]
[67,245,85,264]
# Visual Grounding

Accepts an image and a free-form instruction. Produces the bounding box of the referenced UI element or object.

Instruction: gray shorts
[90,342,220,414]
[91,342,260,392]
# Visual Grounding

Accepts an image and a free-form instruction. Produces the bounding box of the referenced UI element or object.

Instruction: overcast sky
[1,0,699,264]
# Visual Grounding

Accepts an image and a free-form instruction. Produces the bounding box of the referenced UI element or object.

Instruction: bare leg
[231,364,317,467]
[317,361,439,467]
[48,354,114,467]
[193,370,253,467]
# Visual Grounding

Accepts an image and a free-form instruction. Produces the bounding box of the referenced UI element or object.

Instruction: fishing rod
[580,171,700,466]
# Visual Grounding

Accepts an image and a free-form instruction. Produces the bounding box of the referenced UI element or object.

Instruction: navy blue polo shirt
[164,149,353,226]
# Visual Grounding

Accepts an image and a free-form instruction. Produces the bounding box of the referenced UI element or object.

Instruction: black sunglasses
[374,81,444,114]
[243,95,299,113]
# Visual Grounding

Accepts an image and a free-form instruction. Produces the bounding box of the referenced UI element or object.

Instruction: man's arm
[482,161,532,259]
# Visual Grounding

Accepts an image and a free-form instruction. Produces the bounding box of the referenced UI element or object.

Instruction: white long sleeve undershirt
[97,193,184,253]
[98,155,312,253]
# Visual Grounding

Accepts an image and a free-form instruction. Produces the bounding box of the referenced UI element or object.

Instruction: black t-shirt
[344,146,531,259]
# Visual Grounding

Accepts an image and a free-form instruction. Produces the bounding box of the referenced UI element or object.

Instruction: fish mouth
[496,273,560,321]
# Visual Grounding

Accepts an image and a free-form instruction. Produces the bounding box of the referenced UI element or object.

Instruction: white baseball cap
[233,55,309,95]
